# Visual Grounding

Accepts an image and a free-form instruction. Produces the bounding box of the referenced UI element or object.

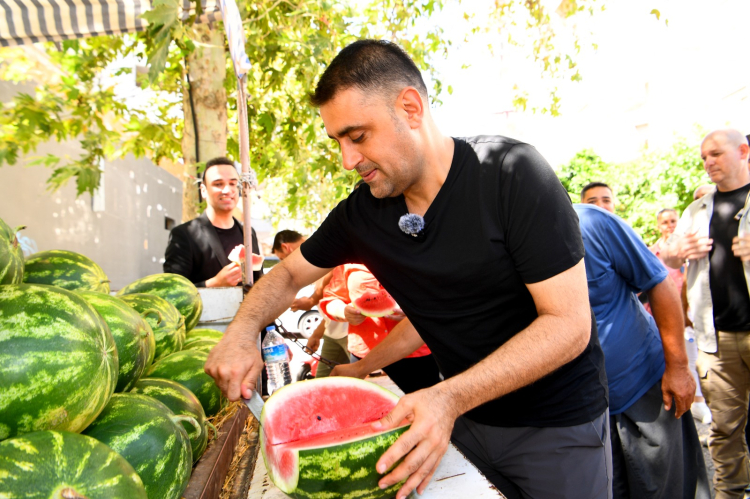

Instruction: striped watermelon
[183,338,218,354]
[147,350,225,417]
[23,249,110,293]
[78,291,156,392]
[0,430,147,498]
[130,378,211,463]
[117,273,203,331]
[185,327,224,343]
[261,378,409,499]
[82,393,195,499]
[0,217,24,285]
[0,284,118,441]
[118,292,186,362]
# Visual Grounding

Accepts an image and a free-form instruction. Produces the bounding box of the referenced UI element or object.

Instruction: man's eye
[352,134,364,144]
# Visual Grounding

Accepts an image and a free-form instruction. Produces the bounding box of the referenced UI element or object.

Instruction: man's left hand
[291,296,315,311]
[661,364,696,418]
[371,386,458,499]
[732,235,750,262]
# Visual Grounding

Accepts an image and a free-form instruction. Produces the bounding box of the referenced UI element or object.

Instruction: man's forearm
[648,278,688,368]
[354,319,425,373]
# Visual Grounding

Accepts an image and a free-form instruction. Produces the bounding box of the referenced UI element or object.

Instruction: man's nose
[222,184,232,193]
[341,142,363,171]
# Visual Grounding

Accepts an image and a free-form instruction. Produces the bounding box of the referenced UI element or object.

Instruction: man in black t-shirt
[662,129,750,499]
[206,40,610,499]
[164,157,260,287]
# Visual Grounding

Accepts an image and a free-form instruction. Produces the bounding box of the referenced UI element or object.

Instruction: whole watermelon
[131,378,210,463]
[119,292,186,362]
[0,217,24,285]
[147,350,225,417]
[83,393,195,499]
[0,284,118,441]
[117,273,203,331]
[0,430,147,498]
[24,249,110,293]
[78,291,156,392]
[185,327,224,343]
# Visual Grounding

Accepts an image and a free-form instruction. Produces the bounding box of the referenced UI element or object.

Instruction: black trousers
[352,354,442,394]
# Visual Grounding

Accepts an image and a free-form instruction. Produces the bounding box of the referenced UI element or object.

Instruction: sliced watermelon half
[260,377,409,499]
[353,287,398,318]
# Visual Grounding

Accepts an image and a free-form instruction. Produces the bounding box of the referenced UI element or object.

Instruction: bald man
[662,129,750,499]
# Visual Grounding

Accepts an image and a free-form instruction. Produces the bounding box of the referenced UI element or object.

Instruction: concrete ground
[695,417,715,498]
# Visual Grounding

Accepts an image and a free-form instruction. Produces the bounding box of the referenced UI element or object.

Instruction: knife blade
[242,390,264,423]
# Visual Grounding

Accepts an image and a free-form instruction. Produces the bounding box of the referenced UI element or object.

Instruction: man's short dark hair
[272,230,304,252]
[580,182,612,202]
[202,157,237,183]
[310,39,428,107]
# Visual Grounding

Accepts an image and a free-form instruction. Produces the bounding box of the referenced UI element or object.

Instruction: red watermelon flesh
[227,245,264,271]
[353,287,398,318]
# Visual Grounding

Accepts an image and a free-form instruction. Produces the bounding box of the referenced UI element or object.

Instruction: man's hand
[676,231,713,262]
[206,262,243,287]
[305,335,321,353]
[732,235,750,262]
[330,362,369,379]
[291,296,315,311]
[204,334,263,401]
[385,308,406,321]
[661,364,696,418]
[344,305,367,326]
[371,386,458,499]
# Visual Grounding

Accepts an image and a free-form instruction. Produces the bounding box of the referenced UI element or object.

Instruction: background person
[662,129,750,499]
[164,157,260,287]
[581,181,616,213]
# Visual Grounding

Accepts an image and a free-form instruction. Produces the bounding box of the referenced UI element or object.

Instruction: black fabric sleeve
[299,197,357,269]
[163,227,201,286]
[498,144,585,284]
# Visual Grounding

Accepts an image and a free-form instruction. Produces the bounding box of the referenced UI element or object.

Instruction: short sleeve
[602,214,667,293]
[497,143,585,283]
[300,197,357,269]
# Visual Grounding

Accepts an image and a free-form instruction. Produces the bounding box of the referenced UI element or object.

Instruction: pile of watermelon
[0,216,232,498]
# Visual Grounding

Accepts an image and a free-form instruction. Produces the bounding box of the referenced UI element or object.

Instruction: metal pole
[237,74,253,291]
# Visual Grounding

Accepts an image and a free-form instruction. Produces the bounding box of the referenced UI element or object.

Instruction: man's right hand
[204,335,263,401]
[676,231,712,262]
[291,296,315,311]
[330,361,369,379]
[206,262,243,287]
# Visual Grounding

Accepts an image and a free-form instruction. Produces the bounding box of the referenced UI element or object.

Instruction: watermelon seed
[316,415,321,420]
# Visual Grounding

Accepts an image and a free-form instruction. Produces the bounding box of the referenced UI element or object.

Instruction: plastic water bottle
[262,325,292,395]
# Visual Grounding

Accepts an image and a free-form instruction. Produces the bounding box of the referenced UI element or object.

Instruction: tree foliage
[0,0,602,227]
[557,133,707,244]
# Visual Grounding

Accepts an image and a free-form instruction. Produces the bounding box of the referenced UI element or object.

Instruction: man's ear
[397,87,425,129]
[739,142,749,162]
[199,182,207,200]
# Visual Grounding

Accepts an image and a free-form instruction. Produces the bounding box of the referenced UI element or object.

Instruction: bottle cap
[266,325,276,332]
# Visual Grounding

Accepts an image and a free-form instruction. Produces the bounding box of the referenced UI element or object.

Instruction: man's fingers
[380,436,446,499]
[662,389,672,412]
[375,423,419,476]
[240,367,258,400]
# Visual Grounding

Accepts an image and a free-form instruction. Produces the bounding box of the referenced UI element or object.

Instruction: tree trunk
[181,24,228,223]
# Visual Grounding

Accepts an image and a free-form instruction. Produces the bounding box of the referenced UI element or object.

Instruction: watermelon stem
[172,414,201,436]
[140,308,164,326]
[11,226,26,249]
[205,420,218,441]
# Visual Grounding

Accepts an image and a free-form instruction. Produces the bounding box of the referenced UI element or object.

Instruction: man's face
[273,239,305,261]
[701,134,748,190]
[657,211,678,238]
[319,87,423,199]
[201,164,239,213]
[582,186,615,213]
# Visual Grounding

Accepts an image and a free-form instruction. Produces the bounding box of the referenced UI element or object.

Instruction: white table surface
[247,376,503,499]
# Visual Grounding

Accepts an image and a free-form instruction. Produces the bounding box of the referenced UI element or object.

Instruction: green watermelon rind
[146,350,226,417]
[117,273,203,332]
[82,393,193,499]
[0,430,148,498]
[262,425,408,499]
[118,292,186,362]
[0,218,24,285]
[78,291,157,392]
[185,328,224,343]
[23,249,110,293]
[130,377,209,463]
[182,338,218,354]
[0,283,118,441]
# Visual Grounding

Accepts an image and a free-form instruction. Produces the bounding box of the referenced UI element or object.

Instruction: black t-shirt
[214,221,244,258]
[301,136,608,427]
[710,183,750,331]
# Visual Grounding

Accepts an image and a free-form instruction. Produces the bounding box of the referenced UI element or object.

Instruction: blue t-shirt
[575,204,667,414]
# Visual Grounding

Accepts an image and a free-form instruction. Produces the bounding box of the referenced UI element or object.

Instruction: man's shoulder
[457,135,528,158]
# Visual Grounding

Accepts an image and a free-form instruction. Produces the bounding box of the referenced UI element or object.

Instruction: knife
[242,390,264,423]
